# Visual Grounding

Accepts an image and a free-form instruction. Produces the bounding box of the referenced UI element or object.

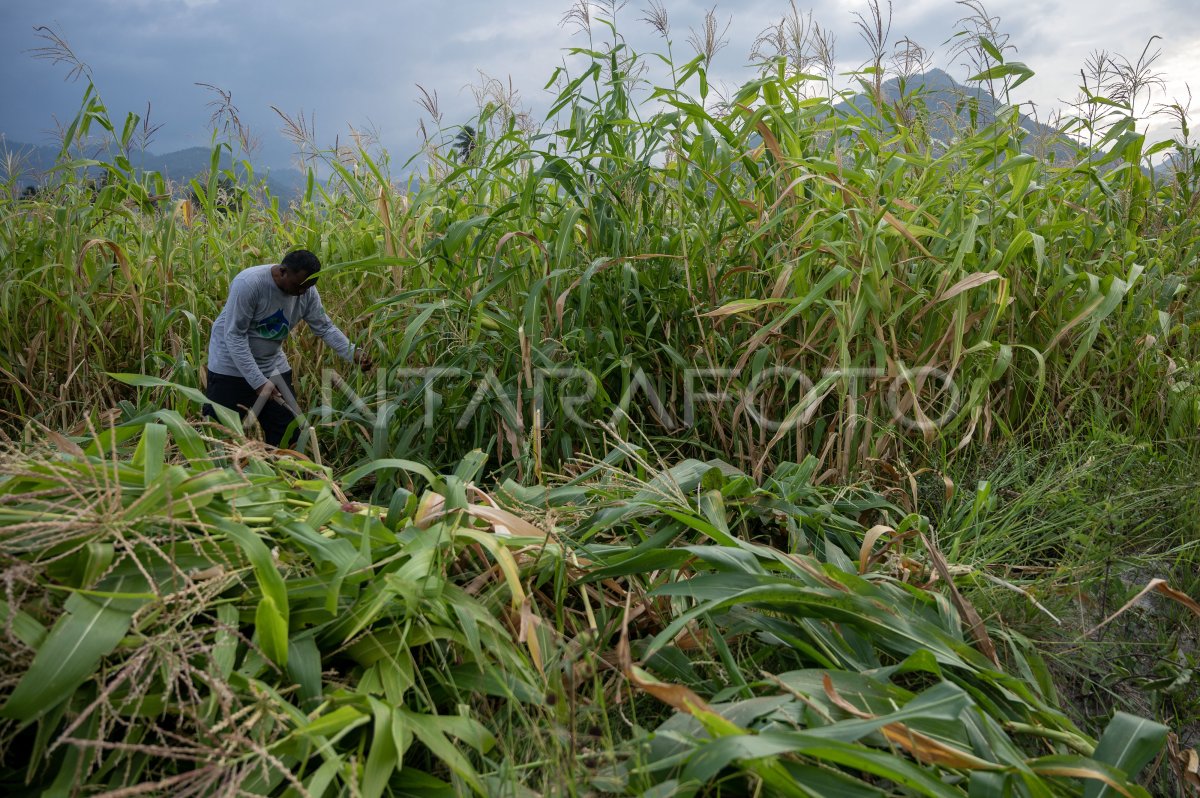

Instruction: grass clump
[924,431,1200,781]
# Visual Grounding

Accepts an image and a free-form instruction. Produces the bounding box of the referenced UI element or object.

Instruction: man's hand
[257,380,284,405]
[354,347,374,373]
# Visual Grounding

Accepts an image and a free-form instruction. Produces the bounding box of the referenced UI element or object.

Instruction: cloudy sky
[1,0,1196,168]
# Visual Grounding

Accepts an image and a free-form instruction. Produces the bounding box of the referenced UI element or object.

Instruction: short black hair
[280,249,321,276]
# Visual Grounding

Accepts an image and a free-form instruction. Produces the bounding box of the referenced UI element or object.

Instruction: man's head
[275,249,321,296]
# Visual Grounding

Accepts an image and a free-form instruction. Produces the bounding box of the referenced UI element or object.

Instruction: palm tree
[452,125,478,162]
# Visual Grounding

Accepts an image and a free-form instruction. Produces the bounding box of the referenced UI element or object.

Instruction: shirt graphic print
[256,309,291,341]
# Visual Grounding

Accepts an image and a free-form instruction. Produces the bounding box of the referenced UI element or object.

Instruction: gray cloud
[1,0,1195,170]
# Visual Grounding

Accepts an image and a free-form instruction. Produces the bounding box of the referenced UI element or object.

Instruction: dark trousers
[203,369,297,448]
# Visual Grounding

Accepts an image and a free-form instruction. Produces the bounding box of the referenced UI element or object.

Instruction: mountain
[1,139,307,202]
[833,68,1079,163]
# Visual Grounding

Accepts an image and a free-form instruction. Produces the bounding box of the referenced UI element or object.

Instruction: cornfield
[2,2,1199,795]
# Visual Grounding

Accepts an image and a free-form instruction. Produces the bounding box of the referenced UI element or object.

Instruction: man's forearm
[328,328,355,360]
[303,290,354,360]
[311,322,353,360]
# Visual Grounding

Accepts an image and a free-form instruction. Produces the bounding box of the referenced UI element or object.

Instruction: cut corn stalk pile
[0,420,1183,796]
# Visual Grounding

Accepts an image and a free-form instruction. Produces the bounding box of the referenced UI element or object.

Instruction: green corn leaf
[802,682,976,743]
[255,594,289,668]
[679,731,966,797]
[295,705,370,741]
[777,762,885,797]
[0,599,48,649]
[284,757,342,798]
[342,457,443,493]
[212,603,239,679]
[108,373,242,433]
[146,409,208,463]
[442,215,491,258]
[286,633,322,708]
[218,519,289,614]
[966,61,1035,90]
[130,422,167,485]
[363,698,399,798]
[1084,713,1168,798]
[391,770,457,798]
[428,712,496,754]
[220,518,290,665]
[73,541,115,589]
[303,488,342,529]
[1,587,144,722]
[979,37,1004,64]
[276,518,362,613]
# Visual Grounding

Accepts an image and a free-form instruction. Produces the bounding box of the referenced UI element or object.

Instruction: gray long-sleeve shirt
[207,264,354,389]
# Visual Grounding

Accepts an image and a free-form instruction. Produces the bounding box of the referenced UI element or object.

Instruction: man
[204,249,372,447]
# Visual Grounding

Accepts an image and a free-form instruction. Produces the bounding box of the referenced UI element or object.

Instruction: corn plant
[2,11,1199,482]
